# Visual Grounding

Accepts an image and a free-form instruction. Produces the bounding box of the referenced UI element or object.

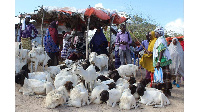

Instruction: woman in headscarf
[153,26,172,96]
[168,38,184,88]
[139,31,157,86]
[19,15,38,50]
[44,21,60,66]
[90,27,108,55]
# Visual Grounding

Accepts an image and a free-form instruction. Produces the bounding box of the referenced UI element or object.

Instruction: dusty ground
[15,69,184,112]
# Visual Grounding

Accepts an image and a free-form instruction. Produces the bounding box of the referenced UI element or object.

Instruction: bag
[154,67,164,83]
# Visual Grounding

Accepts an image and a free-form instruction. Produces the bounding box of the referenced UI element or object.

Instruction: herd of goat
[15,42,172,110]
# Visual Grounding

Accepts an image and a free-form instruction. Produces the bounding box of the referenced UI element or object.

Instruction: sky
[15,0,184,35]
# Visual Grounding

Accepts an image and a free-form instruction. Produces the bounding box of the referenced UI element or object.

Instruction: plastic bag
[154,67,164,83]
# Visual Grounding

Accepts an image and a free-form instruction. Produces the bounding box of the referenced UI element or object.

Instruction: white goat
[107,88,121,107]
[116,64,138,79]
[90,83,109,104]
[116,78,129,94]
[45,66,61,79]
[54,74,79,89]
[19,78,46,95]
[139,88,170,107]
[119,89,137,110]
[45,86,69,109]
[67,83,89,107]
[72,64,97,91]
[89,52,108,72]
[28,46,50,72]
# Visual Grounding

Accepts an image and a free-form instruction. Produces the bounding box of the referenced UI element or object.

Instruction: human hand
[156,62,160,69]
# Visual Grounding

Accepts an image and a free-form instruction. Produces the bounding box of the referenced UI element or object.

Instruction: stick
[128,30,149,55]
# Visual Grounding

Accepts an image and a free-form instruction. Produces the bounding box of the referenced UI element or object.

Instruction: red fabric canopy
[111,13,127,24]
[84,7,110,20]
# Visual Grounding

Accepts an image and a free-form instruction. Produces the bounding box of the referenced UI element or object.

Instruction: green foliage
[126,15,157,42]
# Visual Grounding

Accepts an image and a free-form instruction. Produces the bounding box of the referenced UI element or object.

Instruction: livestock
[119,89,137,110]
[90,84,109,104]
[106,89,121,107]
[67,83,89,107]
[45,83,70,109]
[116,64,138,79]
[72,64,97,91]
[139,88,170,107]
[89,52,108,72]
[28,47,50,72]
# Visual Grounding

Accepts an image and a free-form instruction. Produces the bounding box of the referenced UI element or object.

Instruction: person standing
[44,21,60,66]
[19,15,38,50]
[168,38,184,88]
[153,27,172,96]
[90,27,108,55]
[116,24,132,65]
[139,31,157,86]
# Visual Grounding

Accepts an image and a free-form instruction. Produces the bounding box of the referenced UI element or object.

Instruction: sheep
[72,64,97,91]
[116,64,138,79]
[15,64,30,86]
[65,59,73,67]
[54,74,79,89]
[89,52,108,72]
[15,56,27,74]
[28,47,50,72]
[28,72,53,84]
[116,78,129,94]
[45,66,61,79]
[106,88,121,107]
[90,83,109,104]
[139,87,170,108]
[119,89,137,110]
[19,78,46,95]
[67,82,89,107]
[45,83,71,109]
[108,70,121,82]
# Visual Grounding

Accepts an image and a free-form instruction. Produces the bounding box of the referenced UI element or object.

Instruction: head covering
[21,15,32,31]
[49,21,58,29]
[139,31,157,72]
[154,26,164,36]
[168,38,184,76]
[25,15,31,18]
[90,28,108,53]
[148,31,157,52]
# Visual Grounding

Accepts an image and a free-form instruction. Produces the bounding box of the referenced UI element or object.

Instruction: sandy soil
[15,69,184,112]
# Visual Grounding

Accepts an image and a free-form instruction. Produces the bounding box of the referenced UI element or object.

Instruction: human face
[120,25,126,33]
[149,32,152,39]
[173,39,177,45]
[155,32,160,38]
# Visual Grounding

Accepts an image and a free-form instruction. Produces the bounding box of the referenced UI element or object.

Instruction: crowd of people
[18,15,184,92]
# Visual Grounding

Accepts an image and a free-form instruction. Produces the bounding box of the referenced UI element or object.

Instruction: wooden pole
[129,29,149,54]
[41,5,44,47]
[86,17,90,60]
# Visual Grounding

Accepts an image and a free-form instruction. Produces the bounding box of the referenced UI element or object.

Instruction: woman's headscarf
[154,26,164,36]
[168,38,184,76]
[49,21,58,44]
[148,31,157,52]
[90,27,108,47]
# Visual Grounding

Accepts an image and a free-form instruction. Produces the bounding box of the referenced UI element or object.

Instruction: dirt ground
[15,69,184,112]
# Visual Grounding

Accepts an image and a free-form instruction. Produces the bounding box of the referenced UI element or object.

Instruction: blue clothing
[136,40,149,52]
[90,28,108,55]
[44,28,59,53]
